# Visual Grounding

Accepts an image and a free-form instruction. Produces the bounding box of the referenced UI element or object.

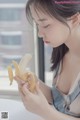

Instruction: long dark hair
[25,0,80,76]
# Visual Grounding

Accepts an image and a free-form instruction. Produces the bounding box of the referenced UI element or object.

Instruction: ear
[70,12,80,27]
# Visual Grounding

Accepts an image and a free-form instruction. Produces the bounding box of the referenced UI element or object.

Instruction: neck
[65,26,80,59]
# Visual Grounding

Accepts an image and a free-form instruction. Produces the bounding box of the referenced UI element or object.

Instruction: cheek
[47,25,70,47]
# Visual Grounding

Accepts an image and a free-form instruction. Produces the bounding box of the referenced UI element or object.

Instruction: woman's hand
[14,76,50,117]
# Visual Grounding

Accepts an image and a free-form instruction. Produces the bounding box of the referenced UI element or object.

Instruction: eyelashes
[37,24,50,29]
[43,24,50,28]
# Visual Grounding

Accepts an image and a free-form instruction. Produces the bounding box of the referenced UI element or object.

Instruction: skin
[30,6,70,48]
[14,4,80,120]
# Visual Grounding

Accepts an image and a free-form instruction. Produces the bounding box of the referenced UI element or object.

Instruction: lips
[43,39,50,43]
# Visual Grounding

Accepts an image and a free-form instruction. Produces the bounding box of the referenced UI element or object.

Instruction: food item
[27,72,37,92]
[21,72,36,92]
[19,54,32,74]
[7,54,36,92]
[12,60,20,76]
[7,66,13,85]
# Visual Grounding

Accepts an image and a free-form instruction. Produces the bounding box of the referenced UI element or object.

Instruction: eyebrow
[32,17,48,22]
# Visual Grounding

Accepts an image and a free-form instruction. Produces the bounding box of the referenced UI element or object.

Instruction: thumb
[36,81,42,94]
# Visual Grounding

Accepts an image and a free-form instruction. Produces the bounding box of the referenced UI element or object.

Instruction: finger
[18,84,30,103]
[14,76,30,91]
[18,85,27,105]
[18,84,25,97]
[22,84,32,97]
[36,81,43,94]
[14,76,26,85]
[18,89,30,111]
[18,81,29,94]
[36,81,42,94]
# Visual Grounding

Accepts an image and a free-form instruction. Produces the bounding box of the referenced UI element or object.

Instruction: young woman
[15,0,80,120]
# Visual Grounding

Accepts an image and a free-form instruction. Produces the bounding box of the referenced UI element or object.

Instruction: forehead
[30,4,55,22]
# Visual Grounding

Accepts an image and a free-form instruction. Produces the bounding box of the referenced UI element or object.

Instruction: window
[2,55,21,68]
[0,1,38,94]
[1,31,22,46]
[0,31,22,49]
[0,8,23,21]
[0,0,27,3]
[1,36,21,45]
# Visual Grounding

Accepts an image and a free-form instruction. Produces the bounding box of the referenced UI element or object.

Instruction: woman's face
[30,5,71,48]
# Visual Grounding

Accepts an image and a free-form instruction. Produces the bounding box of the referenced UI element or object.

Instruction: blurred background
[0,0,53,93]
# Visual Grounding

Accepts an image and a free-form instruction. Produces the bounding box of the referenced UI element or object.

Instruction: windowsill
[1,45,22,49]
[0,77,19,97]
[0,90,20,100]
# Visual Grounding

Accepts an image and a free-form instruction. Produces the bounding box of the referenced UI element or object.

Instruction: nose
[37,28,44,38]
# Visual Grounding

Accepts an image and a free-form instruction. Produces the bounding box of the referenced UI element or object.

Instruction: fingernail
[24,83,29,88]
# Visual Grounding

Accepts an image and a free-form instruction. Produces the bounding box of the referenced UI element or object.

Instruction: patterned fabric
[51,83,80,117]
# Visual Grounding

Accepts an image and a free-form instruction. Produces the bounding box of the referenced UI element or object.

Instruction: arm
[41,105,80,120]
[39,79,53,104]
[16,75,79,120]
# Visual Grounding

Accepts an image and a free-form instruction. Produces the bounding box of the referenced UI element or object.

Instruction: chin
[51,44,62,48]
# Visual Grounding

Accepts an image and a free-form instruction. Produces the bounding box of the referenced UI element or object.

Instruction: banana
[19,54,32,74]
[7,54,36,92]
[27,72,36,92]
[12,60,21,76]
[7,66,13,85]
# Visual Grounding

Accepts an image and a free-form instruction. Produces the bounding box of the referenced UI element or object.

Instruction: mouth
[43,40,50,44]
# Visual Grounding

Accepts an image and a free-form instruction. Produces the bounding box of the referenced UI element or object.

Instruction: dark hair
[26,0,80,76]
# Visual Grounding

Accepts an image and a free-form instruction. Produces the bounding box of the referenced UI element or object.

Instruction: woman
[15,0,80,120]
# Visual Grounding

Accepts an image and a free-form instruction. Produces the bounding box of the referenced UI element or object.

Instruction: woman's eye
[43,25,50,28]
[36,23,50,29]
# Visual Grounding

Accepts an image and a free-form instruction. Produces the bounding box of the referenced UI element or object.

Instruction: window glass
[1,35,21,45]
[0,0,27,3]
[0,8,22,21]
